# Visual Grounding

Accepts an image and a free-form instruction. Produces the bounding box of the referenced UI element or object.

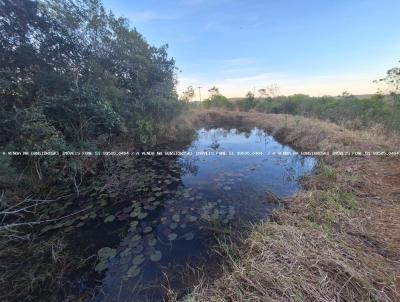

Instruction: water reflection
[72,127,315,301]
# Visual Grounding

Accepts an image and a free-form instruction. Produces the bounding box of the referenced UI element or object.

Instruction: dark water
[51,128,315,301]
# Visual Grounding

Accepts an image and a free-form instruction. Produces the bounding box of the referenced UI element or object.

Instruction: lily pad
[148,238,157,246]
[131,234,141,242]
[143,226,152,233]
[121,248,131,257]
[183,232,194,240]
[138,212,148,220]
[104,215,115,223]
[95,260,108,272]
[172,214,180,223]
[150,250,162,262]
[127,265,141,278]
[98,247,117,259]
[132,244,144,254]
[132,254,145,265]
[187,215,198,222]
[167,233,178,241]
[170,223,178,229]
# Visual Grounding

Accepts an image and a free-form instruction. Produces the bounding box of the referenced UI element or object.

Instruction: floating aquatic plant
[167,233,177,241]
[104,215,115,223]
[149,250,162,262]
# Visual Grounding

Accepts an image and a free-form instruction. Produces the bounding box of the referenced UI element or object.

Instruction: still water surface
[67,128,315,301]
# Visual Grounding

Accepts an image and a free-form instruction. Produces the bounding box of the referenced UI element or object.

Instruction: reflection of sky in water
[181,128,315,199]
[91,128,315,302]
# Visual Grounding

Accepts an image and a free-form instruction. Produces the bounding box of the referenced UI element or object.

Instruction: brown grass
[183,110,400,302]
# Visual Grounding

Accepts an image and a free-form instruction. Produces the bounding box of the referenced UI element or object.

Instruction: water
[51,128,315,301]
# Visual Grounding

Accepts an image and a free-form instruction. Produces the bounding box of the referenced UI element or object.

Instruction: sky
[103,0,400,98]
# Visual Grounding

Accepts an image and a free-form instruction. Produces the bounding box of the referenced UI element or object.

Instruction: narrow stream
[43,127,316,301]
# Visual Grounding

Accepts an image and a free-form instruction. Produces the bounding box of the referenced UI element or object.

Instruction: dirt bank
[185,110,400,302]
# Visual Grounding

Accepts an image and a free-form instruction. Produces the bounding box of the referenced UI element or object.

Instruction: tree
[208,86,220,96]
[246,91,255,100]
[376,62,400,103]
[379,64,400,93]
[258,88,268,98]
[182,86,195,102]
[0,0,179,147]
[0,0,182,181]
[266,84,281,98]
[237,91,255,112]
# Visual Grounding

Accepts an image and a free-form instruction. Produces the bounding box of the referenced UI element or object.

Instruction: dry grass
[183,110,400,302]
[191,109,399,152]
[0,234,86,302]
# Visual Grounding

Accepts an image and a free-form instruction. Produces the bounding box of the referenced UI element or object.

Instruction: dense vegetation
[198,68,400,133]
[0,2,189,300]
[0,0,186,188]
[0,0,181,151]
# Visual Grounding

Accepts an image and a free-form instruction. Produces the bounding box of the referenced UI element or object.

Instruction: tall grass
[195,94,400,134]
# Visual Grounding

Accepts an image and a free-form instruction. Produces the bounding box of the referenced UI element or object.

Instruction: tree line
[0,0,182,153]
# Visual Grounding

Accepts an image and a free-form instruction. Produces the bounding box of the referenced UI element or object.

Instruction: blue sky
[103,0,400,97]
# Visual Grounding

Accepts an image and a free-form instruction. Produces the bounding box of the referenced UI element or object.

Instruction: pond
[48,127,315,301]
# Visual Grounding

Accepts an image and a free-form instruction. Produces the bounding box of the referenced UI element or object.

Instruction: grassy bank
[184,110,400,302]
[197,93,400,134]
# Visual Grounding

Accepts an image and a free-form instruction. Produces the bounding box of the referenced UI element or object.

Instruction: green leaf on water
[127,265,141,278]
[138,212,148,220]
[148,238,157,246]
[187,215,197,222]
[183,232,194,240]
[104,215,115,223]
[131,234,141,242]
[150,250,162,262]
[97,247,117,259]
[95,260,108,272]
[143,226,152,233]
[121,248,131,257]
[132,254,145,265]
[172,214,180,222]
[168,233,177,241]
[132,244,144,254]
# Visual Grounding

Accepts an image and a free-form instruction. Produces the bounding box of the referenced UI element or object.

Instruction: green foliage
[237,91,256,112]
[204,94,234,110]
[320,190,358,213]
[0,0,180,149]
[241,93,400,133]
[0,0,183,183]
